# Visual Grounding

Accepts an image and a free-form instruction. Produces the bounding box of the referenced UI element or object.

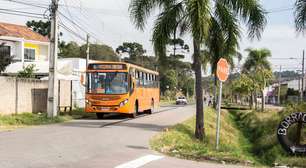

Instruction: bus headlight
[119,99,129,107]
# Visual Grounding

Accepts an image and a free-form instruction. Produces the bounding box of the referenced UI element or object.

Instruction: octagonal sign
[217,58,229,82]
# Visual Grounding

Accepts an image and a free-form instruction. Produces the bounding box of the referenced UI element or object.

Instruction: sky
[0,0,305,72]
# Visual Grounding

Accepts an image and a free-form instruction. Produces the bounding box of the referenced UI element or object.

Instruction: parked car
[176,96,188,105]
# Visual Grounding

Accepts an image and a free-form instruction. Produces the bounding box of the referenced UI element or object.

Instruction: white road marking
[115,154,164,168]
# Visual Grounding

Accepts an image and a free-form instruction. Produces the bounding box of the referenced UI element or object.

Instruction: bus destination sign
[89,64,127,70]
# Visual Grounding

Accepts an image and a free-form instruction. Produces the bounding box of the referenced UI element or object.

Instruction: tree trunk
[254,91,257,110]
[193,40,204,140]
[261,90,265,112]
[213,75,217,109]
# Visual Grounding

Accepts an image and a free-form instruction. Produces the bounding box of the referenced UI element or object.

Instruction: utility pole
[47,0,59,117]
[86,34,90,67]
[278,65,282,105]
[301,50,305,102]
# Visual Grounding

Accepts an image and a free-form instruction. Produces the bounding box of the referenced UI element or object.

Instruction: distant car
[176,96,188,105]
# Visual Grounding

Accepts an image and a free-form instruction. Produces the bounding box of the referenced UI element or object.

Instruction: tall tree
[243,48,272,111]
[129,0,266,140]
[26,20,51,37]
[167,38,190,58]
[116,42,146,63]
[81,44,119,61]
[59,41,81,58]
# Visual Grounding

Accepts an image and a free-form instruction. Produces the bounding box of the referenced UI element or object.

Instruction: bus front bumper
[85,104,131,114]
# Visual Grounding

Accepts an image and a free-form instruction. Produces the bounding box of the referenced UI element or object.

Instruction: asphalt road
[0,105,245,168]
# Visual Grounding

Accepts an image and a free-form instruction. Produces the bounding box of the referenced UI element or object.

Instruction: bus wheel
[130,103,138,118]
[148,100,154,114]
[96,113,104,119]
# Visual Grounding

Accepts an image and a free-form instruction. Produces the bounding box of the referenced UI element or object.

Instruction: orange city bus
[85,62,160,119]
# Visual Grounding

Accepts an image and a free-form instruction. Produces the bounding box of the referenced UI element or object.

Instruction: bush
[0,113,72,129]
[230,104,306,167]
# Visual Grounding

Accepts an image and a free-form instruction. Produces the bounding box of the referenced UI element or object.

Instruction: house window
[0,45,10,58]
[24,48,35,61]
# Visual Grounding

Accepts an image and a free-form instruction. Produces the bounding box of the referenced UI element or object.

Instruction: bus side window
[135,71,139,87]
[150,74,153,88]
[153,75,156,88]
[143,72,146,87]
[140,71,143,87]
[129,74,134,95]
[148,74,152,88]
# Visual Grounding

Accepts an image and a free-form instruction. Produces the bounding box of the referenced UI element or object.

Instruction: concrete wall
[0,77,17,114]
[59,80,72,107]
[0,76,72,115]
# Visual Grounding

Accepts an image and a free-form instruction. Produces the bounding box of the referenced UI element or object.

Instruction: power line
[0,0,48,9]
[58,11,101,42]
[0,8,46,16]
[59,21,87,42]
[0,10,46,19]
[60,0,103,42]
[60,0,106,40]
[266,7,294,13]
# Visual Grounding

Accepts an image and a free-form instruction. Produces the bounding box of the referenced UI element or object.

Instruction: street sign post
[216,58,229,150]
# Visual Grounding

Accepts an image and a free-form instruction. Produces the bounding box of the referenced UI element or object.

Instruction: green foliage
[0,113,71,128]
[167,38,190,53]
[232,74,255,95]
[243,48,272,72]
[82,44,118,61]
[0,44,12,73]
[59,41,119,61]
[234,48,273,110]
[159,54,194,96]
[17,64,37,78]
[116,42,146,62]
[230,106,306,167]
[160,69,178,92]
[287,88,299,96]
[26,20,51,37]
[59,41,80,58]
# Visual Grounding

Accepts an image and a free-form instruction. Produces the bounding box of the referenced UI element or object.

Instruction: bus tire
[96,113,104,119]
[130,102,138,118]
[277,112,306,155]
[148,99,154,114]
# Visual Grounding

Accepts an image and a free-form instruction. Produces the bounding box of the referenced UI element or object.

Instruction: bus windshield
[87,72,128,94]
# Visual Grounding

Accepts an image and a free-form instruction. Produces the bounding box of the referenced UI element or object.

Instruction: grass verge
[230,105,306,167]
[0,113,72,131]
[0,108,94,131]
[150,107,258,166]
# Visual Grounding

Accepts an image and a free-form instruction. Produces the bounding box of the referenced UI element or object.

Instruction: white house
[0,22,50,75]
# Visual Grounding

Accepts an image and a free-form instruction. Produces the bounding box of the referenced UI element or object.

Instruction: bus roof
[88,61,159,75]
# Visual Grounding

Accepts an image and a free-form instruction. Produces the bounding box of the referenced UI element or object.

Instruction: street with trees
[231,48,273,111]
[129,0,266,140]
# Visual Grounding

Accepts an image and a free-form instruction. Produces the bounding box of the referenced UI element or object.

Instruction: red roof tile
[0,22,49,42]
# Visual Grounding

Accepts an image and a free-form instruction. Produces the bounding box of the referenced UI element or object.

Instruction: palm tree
[129,0,266,140]
[243,48,272,111]
[295,0,306,32]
